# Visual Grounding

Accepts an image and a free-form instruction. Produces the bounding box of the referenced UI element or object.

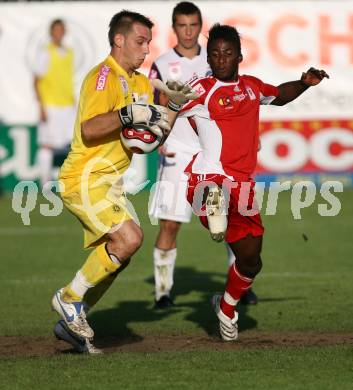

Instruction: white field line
[1,276,145,285]
[0,226,75,235]
[1,272,346,285]
[259,272,348,279]
[0,224,215,235]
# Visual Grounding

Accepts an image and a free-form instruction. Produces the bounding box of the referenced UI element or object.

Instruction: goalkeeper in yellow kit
[51,10,198,354]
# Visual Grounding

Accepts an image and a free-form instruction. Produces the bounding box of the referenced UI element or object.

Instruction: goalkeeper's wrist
[299,78,310,89]
[118,105,133,126]
[167,100,182,112]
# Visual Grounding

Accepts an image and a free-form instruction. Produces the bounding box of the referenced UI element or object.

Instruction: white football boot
[211,294,238,341]
[54,320,102,354]
[205,185,227,242]
[51,289,94,339]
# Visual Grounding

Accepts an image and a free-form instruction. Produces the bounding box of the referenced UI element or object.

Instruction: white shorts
[149,145,196,223]
[38,106,75,149]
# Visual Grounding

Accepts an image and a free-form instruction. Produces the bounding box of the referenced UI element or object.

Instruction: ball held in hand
[121,124,163,154]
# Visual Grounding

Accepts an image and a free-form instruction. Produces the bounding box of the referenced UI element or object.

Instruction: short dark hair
[50,19,64,32]
[108,10,154,47]
[207,24,242,56]
[172,2,202,26]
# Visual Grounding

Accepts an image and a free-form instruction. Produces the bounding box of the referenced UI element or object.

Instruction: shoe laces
[86,340,102,354]
[72,304,89,329]
[76,312,89,327]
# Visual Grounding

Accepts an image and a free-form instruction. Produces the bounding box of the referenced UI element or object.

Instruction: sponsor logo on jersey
[168,61,181,80]
[119,76,129,96]
[193,83,206,96]
[96,64,110,91]
[218,92,247,107]
[218,96,232,107]
[234,93,247,102]
[246,86,256,100]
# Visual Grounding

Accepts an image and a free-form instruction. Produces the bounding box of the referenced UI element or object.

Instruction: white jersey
[149,46,211,154]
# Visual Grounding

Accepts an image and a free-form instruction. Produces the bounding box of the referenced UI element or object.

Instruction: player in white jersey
[149,2,257,309]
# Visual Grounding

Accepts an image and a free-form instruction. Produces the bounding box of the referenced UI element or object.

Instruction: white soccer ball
[120,124,163,154]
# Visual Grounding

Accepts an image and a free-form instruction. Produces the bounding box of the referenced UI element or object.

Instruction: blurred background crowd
[0,0,352,193]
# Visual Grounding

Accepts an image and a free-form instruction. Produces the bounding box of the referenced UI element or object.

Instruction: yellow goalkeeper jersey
[60,55,153,178]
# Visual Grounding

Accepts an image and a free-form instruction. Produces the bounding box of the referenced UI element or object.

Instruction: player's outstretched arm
[81,104,170,142]
[271,67,329,106]
[152,79,200,128]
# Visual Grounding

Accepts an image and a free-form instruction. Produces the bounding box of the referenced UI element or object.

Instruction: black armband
[167,101,182,112]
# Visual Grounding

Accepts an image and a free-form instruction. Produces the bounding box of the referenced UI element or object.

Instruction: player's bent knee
[121,230,143,256]
[127,231,144,253]
[237,255,262,279]
[253,256,263,276]
[108,225,144,258]
[160,220,181,237]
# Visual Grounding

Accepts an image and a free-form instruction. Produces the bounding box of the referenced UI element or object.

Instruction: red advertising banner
[256,119,353,185]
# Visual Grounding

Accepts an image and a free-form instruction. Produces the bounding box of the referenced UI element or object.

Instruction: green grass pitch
[0,188,352,389]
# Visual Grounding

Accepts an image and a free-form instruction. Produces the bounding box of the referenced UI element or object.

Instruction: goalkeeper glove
[152,79,200,112]
[118,104,170,137]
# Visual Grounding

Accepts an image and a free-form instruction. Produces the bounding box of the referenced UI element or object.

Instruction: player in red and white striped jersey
[178,24,329,341]
[148,2,258,310]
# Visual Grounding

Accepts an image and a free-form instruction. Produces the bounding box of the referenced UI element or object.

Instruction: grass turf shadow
[84,266,305,347]
[88,265,251,346]
[171,266,257,336]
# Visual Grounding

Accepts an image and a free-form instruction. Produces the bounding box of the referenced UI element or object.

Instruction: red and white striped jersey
[180,75,279,180]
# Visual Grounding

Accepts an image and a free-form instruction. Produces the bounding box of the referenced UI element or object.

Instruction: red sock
[220,263,253,319]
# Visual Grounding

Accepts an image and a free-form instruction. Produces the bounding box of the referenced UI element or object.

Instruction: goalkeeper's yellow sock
[84,258,130,308]
[62,243,121,303]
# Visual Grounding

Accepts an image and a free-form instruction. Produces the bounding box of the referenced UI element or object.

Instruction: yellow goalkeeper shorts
[60,174,134,248]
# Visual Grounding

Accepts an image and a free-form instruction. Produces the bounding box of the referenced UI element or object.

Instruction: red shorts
[186,173,264,243]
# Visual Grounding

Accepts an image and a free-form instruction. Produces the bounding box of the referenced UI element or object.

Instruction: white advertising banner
[0,1,352,124]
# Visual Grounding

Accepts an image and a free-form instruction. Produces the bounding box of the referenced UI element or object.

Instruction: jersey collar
[106,55,136,80]
[215,77,240,85]
[173,44,201,58]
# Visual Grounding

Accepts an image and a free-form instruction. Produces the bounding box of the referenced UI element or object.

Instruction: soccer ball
[120,124,163,154]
